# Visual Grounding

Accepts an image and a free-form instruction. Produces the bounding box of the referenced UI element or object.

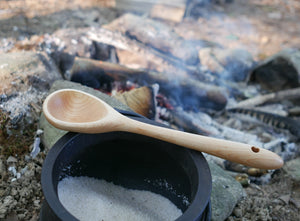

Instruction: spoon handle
[123,117,283,169]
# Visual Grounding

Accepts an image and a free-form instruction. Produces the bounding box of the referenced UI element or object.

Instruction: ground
[0,0,300,220]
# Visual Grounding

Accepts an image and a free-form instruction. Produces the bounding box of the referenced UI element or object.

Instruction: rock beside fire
[283,157,300,182]
[0,51,62,132]
[209,161,245,221]
[248,49,300,92]
[0,51,62,96]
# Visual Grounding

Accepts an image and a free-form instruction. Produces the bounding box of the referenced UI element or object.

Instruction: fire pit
[40,111,212,221]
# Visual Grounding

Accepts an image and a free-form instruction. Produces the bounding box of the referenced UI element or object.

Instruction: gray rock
[0,52,63,131]
[209,161,245,221]
[6,156,17,164]
[248,49,300,92]
[39,80,133,149]
[0,51,62,96]
[283,157,300,182]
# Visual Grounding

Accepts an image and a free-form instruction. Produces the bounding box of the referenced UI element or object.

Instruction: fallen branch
[234,87,300,108]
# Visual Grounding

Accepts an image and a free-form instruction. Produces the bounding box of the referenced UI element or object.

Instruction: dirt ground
[1,0,300,220]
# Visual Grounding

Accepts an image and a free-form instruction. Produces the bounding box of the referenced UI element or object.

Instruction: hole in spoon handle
[251,146,260,153]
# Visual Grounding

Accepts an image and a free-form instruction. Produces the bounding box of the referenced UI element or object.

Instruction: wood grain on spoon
[43,89,284,170]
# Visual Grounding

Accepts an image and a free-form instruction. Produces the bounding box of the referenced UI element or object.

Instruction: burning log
[233,87,300,108]
[70,57,228,110]
[103,13,199,65]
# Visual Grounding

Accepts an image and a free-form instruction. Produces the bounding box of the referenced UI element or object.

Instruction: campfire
[1,0,300,220]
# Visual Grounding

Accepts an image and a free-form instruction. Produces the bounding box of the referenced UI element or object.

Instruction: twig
[233,87,300,108]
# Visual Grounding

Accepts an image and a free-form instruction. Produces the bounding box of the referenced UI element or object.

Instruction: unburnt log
[103,13,199,65]
[70,57,228,110]
[234,87,300,108]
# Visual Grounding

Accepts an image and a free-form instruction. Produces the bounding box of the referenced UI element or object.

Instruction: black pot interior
[41,115,211,221]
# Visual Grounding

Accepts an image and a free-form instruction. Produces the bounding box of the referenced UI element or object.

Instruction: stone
[233,207,243,217]
[248,49,300,92]
[39,80,133,149]
[0,51,62,96]
[6,156,17,164]
[208,161,245,221]
[283,157,300,182]
[0,52,62,130]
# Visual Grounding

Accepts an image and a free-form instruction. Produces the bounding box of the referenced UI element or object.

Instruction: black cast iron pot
[40,110,212,221]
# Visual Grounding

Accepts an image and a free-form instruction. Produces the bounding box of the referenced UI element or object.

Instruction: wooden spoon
[43,89,284,169]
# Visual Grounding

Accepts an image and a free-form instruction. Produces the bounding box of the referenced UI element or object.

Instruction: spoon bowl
[45,89,108,123]
[43,89,284,169]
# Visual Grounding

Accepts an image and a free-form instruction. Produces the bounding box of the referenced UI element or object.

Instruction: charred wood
[167,109,213,136]
[163,107,263,147]
[227,108,300,138]
[88,28,198,76]
[70,57,227,110]
[103,13,199,65]
[288,106,300,116]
